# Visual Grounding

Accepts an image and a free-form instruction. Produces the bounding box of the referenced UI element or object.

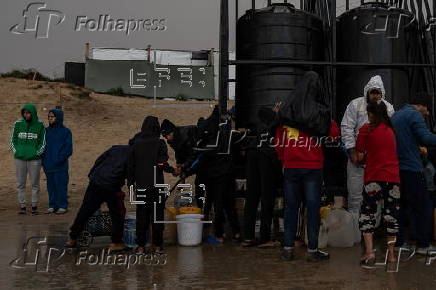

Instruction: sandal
[108,243,128,253]
[232,233,242,243]
[241,239,258,247]
[136,247,146,254]
[153,247,165,255]
[257,241,281,249]
[64,239,78,248]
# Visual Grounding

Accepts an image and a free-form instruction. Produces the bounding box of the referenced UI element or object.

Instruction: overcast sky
[1,0,433,77]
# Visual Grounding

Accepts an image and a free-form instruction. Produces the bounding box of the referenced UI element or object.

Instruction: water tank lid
[339,1,412,18]
[361,2,390,9]
[256,3,296,13]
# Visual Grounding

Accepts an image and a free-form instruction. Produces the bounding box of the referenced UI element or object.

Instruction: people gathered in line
[9,73,436,267]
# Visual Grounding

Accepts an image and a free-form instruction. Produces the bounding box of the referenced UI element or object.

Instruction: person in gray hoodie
[341,75,395,242]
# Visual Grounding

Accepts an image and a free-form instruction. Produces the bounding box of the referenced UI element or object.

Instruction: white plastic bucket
[176,214,204,246]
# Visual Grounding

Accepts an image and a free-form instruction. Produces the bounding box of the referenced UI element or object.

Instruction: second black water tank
[235,3,324,130]
[336,2,425,118]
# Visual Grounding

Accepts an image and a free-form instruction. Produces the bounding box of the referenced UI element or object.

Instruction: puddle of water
[1,223,436,289]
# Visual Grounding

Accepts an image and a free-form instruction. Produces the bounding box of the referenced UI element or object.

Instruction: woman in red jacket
[355,101,400,268]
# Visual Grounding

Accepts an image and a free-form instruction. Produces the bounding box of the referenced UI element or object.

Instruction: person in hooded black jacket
[202,114,241,242]
[241,120,282,248]
[127,116,175,253]
[162,106,241,242]
[161,119,199,172]
[65,145,130,251]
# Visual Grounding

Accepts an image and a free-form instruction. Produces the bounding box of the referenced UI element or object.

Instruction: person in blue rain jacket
[42,109,73,214]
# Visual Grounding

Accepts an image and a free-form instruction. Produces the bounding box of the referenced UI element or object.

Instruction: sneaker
[47,208,55,214]
[31,206,39,215]
[307,250,330,262]
[281,248,294,261]
[416,245,436,255]
[18,207,26,215]
[360,256,376,269]
[56,208,67,214]
[205,236,224,244]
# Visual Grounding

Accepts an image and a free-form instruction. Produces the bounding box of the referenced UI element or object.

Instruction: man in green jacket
[9,104,46,214]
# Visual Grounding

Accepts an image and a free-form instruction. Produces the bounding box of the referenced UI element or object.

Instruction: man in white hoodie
[341,75,395,241]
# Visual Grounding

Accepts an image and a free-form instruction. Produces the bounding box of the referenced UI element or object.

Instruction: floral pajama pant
[359,181,400,235]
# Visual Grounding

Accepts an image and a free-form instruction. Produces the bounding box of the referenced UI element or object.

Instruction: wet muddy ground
[1,220,436,290]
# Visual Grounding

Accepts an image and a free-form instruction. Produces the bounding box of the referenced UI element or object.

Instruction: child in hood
[10,104,46,215]
[42,109,73,214]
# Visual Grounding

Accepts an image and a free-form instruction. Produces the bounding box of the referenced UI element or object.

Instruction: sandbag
[278,71,331,137]
[325,208,356,247]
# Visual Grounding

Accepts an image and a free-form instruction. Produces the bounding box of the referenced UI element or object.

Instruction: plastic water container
[176,214,204,246]
[124,212,137,248]
[326,208,355,248]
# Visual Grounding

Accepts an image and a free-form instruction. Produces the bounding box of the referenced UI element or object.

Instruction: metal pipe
[346,0,349,10]
[235,0,238,28]
[228,59,436,68]
[433,0,436,119]
[434,0,436,16]
[218,0,229,116]
[268,0,272,6]
[331,0,337,119]
[252,0,255,11]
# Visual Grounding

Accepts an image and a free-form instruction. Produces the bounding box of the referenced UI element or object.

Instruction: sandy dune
[0,77,222,222]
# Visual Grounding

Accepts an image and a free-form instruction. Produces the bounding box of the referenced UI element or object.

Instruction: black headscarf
[129,116,160,145]
[141,116,160,138]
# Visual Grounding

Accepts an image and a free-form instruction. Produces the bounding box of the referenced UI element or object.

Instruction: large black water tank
[235,3,324,130]
[337,2,425,117]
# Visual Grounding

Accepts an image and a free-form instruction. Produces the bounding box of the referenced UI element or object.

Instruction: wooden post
[208,48,214,66]
[147,45,152,62]
[58,86,62,109]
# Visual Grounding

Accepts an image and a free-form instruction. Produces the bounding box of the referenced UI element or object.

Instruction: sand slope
[0,77,220,221]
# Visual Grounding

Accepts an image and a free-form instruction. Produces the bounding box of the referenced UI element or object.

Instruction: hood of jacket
[21,104,39,125]
[49,109,64,128]
[141,116,160,138]
[363,75,386,101]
